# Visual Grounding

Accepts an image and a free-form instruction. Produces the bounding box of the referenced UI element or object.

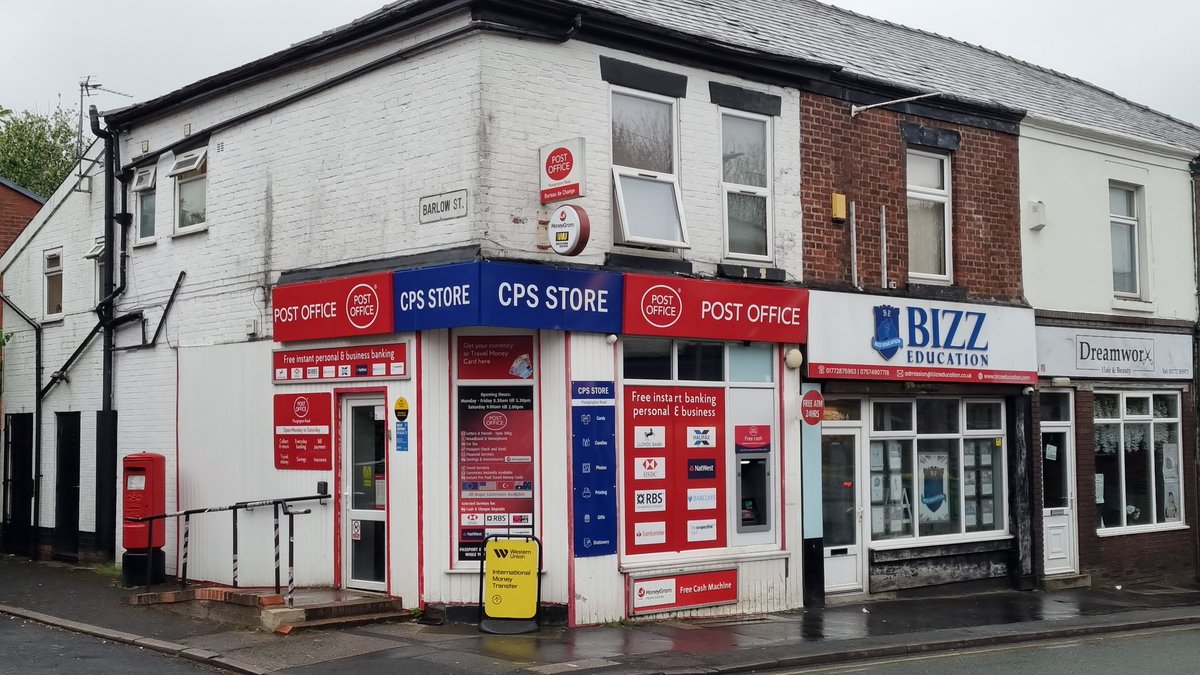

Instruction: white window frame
[610,87,690,249]
[84,237,105,305]
[1093,390,1184,535]
[867,397,1010,549]
[131,166,157,244]
[131,166,156,192]
[43,248,63,320]
[720,108,772,261]
[167,149,208,233]
[1109,182,1141,298]
[906,149,953,284]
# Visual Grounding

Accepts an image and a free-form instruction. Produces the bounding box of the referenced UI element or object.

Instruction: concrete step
[273,609,420,634]
[1040,574,1092,591]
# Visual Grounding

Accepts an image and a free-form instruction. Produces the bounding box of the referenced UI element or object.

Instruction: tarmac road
[0,614,223,674]
[788,625,1200,674]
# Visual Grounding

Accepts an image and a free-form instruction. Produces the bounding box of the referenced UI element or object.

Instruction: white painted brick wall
[2,19,804,565]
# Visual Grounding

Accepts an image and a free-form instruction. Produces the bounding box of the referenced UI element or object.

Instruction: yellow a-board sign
[483,537,540,620]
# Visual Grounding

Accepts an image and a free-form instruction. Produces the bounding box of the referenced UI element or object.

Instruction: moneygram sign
[623,274,807,343]
[272,272,393,343]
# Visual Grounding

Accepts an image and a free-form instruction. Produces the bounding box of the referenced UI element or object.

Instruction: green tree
[0,103,78,199]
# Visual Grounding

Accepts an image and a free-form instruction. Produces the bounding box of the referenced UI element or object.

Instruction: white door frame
[821,426,867,593]
[1040,389,1078,576]
[341,394,388,592]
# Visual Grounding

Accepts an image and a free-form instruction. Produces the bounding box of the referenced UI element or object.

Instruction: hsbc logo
[635,457,666,480]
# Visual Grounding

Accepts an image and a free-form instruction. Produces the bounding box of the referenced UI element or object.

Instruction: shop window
[870,398,1006,543]
[451,334,538,567]
[906,150,952,283]
[131,166,156,242]
[43,248,63,319]
[622,340,777,558]
[623,337,672,380]
[677,340,723,381]
[728,343,773,383]
[1093,391,1182,530]
[1109,183,1141,297]
[167,149,208,232]
[611,89,689,248]
[721,110,771,259]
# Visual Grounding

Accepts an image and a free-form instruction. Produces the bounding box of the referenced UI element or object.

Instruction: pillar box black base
[122,549,166,587]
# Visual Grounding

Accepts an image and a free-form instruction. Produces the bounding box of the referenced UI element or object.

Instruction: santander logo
[640,285,683,329]
[483,412,508,430]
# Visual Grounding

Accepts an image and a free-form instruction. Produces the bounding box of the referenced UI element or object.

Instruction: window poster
[965,470,977,491]
[456,384,535,561]
[965,499,978,524]
[981,498,994,525]
[1094,474,1105,504]
[918,451,950,524]
[870,444,884,471]
[871,475,884,503]
[623,385,726,554]
[871,506,885,534]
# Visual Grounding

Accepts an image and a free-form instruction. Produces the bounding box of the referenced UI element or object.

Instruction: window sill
[41,316,64,325]
[619,546,786,573]
[172,224,209,238]
[1096,522,1187,537]
[132,239,157,249]
[869,531,1012,551]
[1111,297,1155,313]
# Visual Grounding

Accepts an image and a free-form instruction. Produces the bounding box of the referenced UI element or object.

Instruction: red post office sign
[274,393,332,470]
[272,272,394,343]
[623,274,807,343]
[629,568,738,615]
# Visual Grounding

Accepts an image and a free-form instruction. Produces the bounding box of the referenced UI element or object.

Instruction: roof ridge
[807,0,1200,139]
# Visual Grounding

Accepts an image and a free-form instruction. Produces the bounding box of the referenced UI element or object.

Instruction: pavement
[3,555,1200,674]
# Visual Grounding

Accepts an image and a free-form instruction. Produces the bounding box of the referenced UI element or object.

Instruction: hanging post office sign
[539,138,586,204]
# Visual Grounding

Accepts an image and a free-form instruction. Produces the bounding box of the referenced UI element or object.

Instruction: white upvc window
[611,88,689,248]
[869,398,1007,544]
[1109,183,1141,297]
[84,237,105,305]
[721,109,771,260]
[131,166,157,242]
[906,150,952,283]
[44,248,63,320]
[167,149,208,232]
[1093,391,1183,532]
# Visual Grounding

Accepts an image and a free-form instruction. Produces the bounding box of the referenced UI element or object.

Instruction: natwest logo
[640,285,682,329]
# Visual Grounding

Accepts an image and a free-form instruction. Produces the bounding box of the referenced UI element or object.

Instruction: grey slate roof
[567,0,1200,152]
[110,0,1200,154]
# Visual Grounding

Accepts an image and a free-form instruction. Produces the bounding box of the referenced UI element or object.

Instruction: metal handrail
[123,492,329,591]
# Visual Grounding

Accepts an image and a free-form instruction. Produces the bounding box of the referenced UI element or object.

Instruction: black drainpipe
[89,106,121,559]
[0,295,42,559]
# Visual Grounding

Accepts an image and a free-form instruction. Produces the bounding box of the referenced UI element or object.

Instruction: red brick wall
[0,183,41,255]
[800,95,1023,303]
[1069,389,1199,583]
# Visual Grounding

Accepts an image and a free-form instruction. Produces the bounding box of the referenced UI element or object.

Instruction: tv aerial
[76,76,133,189]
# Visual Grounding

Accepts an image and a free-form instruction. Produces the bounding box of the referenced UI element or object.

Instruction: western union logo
[495,548,510,559]
[555,232,570,242]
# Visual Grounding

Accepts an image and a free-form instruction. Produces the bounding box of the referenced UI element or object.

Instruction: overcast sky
[2,1,1197,126]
